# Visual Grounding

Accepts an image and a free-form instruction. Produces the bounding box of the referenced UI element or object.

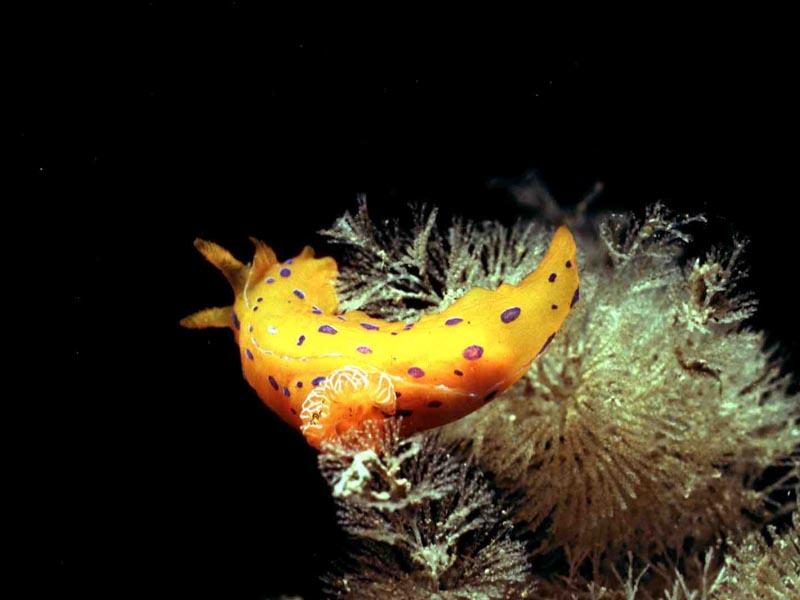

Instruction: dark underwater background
[16,6,796,598]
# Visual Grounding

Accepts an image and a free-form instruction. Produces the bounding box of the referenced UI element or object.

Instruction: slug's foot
[300,366,396,449]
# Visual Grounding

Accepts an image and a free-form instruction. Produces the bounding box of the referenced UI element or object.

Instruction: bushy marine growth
[318,419,535,599]
[319,198,799,592]
[441,204,798,568]
[535,510,800,599]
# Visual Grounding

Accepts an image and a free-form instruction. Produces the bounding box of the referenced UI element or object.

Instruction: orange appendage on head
[300,366,396,449]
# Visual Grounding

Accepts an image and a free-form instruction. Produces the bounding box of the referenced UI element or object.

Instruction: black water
[15,8,795,599]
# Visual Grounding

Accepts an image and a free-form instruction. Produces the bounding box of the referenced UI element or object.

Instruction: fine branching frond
[709,510,800,599]
[599,202,706,270]
[318,195,549,320]
[319,420,534,599]
[676,236,758,332]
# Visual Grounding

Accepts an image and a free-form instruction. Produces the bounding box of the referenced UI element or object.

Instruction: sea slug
[182,226,579,448]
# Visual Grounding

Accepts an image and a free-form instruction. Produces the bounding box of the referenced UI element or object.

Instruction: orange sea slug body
[182,226,579,449]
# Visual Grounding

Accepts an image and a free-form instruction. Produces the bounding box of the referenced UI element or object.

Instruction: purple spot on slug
[266,277,275,284]
[407,367,425,378]
[297,335,305,346]
[253,306,259,312]
[245,349,253,360]
[296,381,303,388]
[232,312,240,330]
[311,376,326,386]
[551,304,558,310]
[286,259,293,264]
[500,307,521,323]
[445,317,463,326]
[279,268,291,278]
[360,322,380,331]
[312,306,323,314]
[390,332,398,336]
[356,346,372,354]
[571,287,580,308]
[256,297,263,302]
[566,260,572,268]
[293,289,305,299]
[462,345,484,360]
[548,272,557,282]
[318,325,338,334]
[268,376,279,390]
[454,369,464,376]
[248,325,253,333]
[428,401,442,408]
[282,386,290,397]
[403,322,415,331]
[336,315,347,321]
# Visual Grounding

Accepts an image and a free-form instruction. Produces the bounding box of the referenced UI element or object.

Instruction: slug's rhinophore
[182,227,580,449]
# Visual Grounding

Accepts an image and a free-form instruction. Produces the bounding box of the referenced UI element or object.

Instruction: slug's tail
[180,238,277,329]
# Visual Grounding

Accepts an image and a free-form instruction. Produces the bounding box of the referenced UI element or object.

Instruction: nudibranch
[181,226,579,449]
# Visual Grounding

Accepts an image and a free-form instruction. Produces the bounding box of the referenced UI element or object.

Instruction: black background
[16,5,797,599]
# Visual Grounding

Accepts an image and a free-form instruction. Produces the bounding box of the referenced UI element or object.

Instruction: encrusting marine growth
[181,225,579,448]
